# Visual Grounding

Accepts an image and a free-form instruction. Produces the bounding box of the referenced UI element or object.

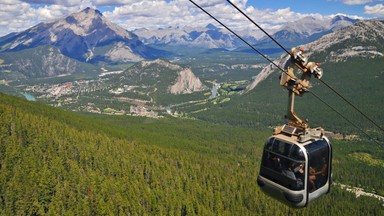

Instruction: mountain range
[133,15,357,50]
[0,7,359,79]
[254,15,358,49]
[133,24,248,49]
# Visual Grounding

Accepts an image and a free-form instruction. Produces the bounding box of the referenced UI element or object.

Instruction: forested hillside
[0,93,383,215]
[187,57,384,141]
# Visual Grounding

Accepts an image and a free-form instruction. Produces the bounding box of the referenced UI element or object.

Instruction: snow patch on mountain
[49,30,57,42]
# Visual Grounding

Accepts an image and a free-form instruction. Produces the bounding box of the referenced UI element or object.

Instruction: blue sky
[0,0,383,36]
[244,0,380,17]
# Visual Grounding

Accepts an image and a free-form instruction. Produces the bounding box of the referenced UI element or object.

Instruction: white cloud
[0,2,31,35]
[364,3,384,15]
[94,0,136,6]
[20,0,82,7]
[0,0,358,37]
[341,0,373,5]
[0,0,22,4]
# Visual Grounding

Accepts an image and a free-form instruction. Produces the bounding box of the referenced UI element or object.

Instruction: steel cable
[189,0,382,143]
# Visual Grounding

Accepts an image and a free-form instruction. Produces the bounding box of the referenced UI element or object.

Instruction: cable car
[258,47,332,208]
[257,125,332,208]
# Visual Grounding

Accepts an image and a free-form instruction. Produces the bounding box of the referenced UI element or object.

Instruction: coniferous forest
[0,93,383,215]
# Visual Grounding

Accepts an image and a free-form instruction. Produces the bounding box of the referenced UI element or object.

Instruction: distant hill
[121,59,206,92]
[0,45,94,78]
[104,59,208,106]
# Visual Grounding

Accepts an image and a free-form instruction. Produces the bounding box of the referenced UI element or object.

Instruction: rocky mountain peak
[169,68,206,94]
[331,15,356,24]
[0,7,160,66]
[52,7,133,40]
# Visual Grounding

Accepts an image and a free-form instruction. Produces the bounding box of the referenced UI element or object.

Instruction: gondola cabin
[257,125,332,208]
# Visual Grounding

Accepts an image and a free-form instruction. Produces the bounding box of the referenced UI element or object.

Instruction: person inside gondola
[309,158,328,192]
[315,158,328,186]
[293,162,305,190]
[281,162,305,190]
[309,167,318,192]
[270,154,282,172]
[282,162,296,180]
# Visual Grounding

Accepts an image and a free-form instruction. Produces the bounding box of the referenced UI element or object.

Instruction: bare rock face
[42,47,80,76]
[120,58,206,95]
[105,42,144,62]
[168,68,206,94]
[11,46,83,77]
[303,20,384,62]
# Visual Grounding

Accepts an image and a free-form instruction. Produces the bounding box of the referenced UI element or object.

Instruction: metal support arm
[286,90,308,130]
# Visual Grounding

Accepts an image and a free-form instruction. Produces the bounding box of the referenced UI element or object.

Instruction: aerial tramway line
[189,0,383,208]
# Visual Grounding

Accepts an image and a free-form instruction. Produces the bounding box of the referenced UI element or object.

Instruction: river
[22,92,37,101]
[209,83,220,99]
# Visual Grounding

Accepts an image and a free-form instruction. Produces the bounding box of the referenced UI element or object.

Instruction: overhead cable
[309,91,382,145]
[188,0,382,143]
[226,0,384,133]
[226,0,290,55]
[188,0,284,72]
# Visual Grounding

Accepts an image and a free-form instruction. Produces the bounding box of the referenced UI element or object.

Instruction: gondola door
[305,138,332,202]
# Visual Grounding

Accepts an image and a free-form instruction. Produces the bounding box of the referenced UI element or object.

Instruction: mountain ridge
[0,7,147,62]
[0,7,168,78]
[250,15,358,50]
[246,19,383,92]
[133,24,246,49]
[134,15,357,50]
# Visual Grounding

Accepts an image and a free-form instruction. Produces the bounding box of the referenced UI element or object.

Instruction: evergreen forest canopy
[0,93,383,215]
[183,56,384,142]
